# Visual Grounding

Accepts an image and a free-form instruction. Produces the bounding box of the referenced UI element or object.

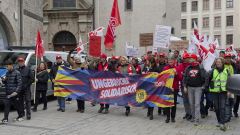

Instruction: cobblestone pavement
[0,100,239,135]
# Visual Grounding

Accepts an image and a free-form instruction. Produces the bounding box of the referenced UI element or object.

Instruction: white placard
[125,42,138,56]
[153,25,171,48]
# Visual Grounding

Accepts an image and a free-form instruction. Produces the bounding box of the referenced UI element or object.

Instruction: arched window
[53,0,76,8]
[53,31,77,51]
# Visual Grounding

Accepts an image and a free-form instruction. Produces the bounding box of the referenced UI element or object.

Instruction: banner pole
[33,46,38,104]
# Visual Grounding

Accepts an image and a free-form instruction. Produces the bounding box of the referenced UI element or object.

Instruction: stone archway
[0,13,16,49]
[52,31,77,52]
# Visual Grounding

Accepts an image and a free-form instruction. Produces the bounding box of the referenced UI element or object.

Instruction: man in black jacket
[50,55,69,112]
[2,60,22,124]
[17,57,34,120]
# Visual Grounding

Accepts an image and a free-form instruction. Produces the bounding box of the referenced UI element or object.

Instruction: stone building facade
[0,0,43,50]
[43,0,93,52]
[95,0,181,56]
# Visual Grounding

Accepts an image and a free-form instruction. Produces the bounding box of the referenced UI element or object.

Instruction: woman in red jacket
[163,56,181,123]
[97,54,110,114]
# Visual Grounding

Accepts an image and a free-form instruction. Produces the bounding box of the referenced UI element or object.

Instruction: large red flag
[35,31,44,58]
[104,0,121,49]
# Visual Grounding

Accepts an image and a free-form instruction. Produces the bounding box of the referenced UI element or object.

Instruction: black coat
[49,62,68,80]
[17,65,34,91]
[4,69,22,95]
[36,70,49,91]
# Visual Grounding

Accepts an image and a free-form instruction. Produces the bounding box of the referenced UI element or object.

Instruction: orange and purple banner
[54,66,175,107]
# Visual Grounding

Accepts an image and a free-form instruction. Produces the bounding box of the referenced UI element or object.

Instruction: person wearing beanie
[97,53,110,114]
[183,53,206,126]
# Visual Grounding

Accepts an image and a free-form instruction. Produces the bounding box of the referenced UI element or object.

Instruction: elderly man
[17,57,34,120]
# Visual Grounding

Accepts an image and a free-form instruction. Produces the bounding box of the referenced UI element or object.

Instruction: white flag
[202,52,216,72]
[88,27,105,37]
[76,36,84,54]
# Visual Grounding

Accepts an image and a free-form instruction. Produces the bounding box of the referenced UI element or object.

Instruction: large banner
[54,66,175,107]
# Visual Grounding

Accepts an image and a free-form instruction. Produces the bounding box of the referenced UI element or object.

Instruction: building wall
[181,0,240,49]
[22,0,43,46]
[43,0,93,51]
[0,0,43,49]
[95,0,181,56]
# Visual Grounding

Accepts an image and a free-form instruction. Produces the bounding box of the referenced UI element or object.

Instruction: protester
[108,56,119,73]
[68,49,88,113]
[50,55,69,112]
[224,53,236,122]
[2,60,22,124]
[156,53,167,115]
[178,52,192,120]
[131,57,141,74]
[17,57,34,120]
[233,58,240,117]
[183,54,206,126]
[146,55,165,120]
[219,51,225,58]
[117,56,136,116]
[207,58,229,131]
[97,53,110,114]
[163,56,181,123]
[32,62,49,112]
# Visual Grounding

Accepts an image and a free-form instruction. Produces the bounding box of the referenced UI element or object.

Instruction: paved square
[0,100,239,135]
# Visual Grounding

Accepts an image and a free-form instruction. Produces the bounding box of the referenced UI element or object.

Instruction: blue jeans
[57,97,65,110]
[212,92,227,124]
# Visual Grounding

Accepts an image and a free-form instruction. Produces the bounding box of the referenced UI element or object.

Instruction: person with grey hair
[68,49,88,113]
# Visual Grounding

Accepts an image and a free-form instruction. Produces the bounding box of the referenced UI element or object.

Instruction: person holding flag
[68,49,88,113]
[50,55,69,112]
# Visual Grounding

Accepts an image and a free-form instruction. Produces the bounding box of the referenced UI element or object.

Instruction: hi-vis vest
[209,68,228,93]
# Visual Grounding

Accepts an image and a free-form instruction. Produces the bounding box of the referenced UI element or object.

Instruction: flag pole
[33,40,38,104]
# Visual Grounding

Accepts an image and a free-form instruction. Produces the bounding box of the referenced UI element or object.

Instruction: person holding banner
[156,53,167,115]
[117,56,136,116]
[163,56,181,123]
[131,57,141,75]
[50,55,69,112]
[97,54,110,114]
[183,54,206,126]
[68,49,88,113]
[17,57,34,120]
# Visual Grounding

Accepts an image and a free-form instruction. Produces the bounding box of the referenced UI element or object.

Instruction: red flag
[104,0,121,49]
[35,31,44,58]
[89,36,101,57]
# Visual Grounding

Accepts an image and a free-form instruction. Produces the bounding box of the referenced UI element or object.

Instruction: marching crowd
[1,49,240,131]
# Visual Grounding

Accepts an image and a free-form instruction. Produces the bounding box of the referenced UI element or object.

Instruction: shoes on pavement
[1,119,8,124]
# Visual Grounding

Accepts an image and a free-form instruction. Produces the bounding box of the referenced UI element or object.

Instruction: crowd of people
[1,49,240,131]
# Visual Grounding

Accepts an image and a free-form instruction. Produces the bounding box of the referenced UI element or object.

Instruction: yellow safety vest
[209,68,228,93]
